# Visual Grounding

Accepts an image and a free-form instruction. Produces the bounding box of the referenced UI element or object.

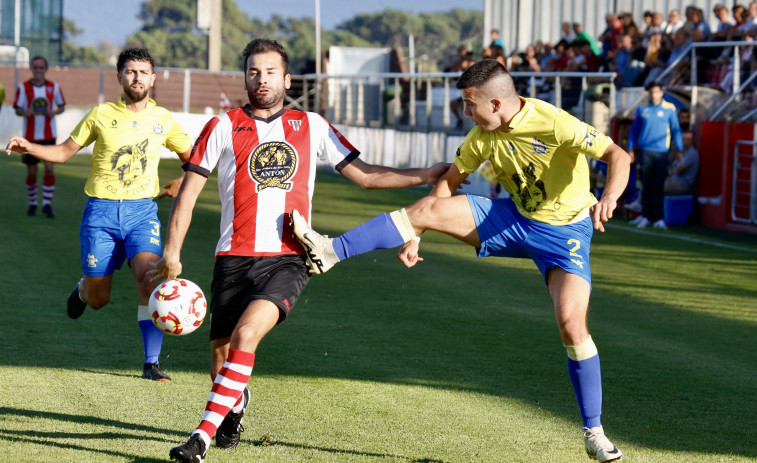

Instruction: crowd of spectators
[448,3,757,98]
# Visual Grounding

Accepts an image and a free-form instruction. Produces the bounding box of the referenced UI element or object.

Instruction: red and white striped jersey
[187,106,358,257]
[13,80,66,142]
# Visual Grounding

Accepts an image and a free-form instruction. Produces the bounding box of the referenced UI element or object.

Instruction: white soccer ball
[150,278,207,336]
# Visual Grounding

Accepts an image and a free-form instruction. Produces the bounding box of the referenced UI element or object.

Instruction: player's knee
[406,196,439,227]
[87,293,110,310]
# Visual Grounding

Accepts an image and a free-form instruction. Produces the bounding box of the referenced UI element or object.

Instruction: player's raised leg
[547,268,622,462]
[291,194,479,274]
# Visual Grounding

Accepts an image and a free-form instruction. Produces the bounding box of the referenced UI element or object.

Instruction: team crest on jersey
[111,138,149,187]
[31,97,48,114]
[153,123,164,135]
[249,141,297,192]
[288,120,302,131]
[532,138,548,155]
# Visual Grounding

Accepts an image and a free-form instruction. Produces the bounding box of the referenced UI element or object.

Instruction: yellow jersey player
[293,59,630,462]
[6,48,192,382]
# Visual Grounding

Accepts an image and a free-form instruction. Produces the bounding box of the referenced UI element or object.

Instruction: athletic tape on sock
[137,304,151,322]
[388,208,417,243]
[565,335,598,361]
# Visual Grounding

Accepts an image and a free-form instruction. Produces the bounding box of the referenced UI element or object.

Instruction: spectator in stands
[539,42,555,69]
[490,29,506,56]
[685,7,712,39]
[598,15,623,58]
[678,108,691,131]
[561,21,575,43]
[712,3,737,39]
[665,129,699,195]
[574,22,601,56]
[614,34,646,86]
[642,11,655,36]
[544,39,569,71]
[448,46,474,130]
[665,9,685,35]
[642,33,671,85]
[652,11,668,34]
[628,82,684,229]
[620,12,640,37]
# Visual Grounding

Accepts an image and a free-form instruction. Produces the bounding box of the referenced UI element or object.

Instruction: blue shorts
[79,198,162,277]
[467,195,593,285]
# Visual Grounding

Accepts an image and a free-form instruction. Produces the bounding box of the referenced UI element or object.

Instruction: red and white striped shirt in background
[187,106,359,257]
[13,80,66,142]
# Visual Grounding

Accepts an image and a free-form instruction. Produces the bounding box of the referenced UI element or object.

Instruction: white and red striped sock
[42,174,55,206]
[26,177,37,206]
[193,349,254,446]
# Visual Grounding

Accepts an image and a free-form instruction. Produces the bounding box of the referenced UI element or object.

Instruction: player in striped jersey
[13,56,66,218]
[150,39,449,462]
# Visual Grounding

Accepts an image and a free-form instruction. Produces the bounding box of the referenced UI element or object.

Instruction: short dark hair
[30,56,48,68]
[456,58,509,90]
[241,39,289,74]
[645,81,662,91]
[117,48,155,74]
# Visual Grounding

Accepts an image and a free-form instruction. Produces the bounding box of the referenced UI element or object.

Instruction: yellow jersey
[454,97,612,225]
[70,96,191,200]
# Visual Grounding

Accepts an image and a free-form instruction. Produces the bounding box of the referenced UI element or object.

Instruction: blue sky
[65,0,482,47]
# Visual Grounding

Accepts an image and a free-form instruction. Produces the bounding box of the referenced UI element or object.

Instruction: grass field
[0,154,755,463]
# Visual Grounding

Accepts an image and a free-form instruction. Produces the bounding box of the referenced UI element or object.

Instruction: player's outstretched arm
[6,136,81,163]
[148,171,208,282]
[591,143,631,232]
[340,158,452,189]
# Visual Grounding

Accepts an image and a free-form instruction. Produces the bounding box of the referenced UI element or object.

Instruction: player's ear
[284,73,291,90]
[491,97,502,113]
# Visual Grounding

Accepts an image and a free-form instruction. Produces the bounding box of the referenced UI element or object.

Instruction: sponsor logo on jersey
[512,161,546,212]
[249,141,297,191]
[234,126,253,132]
[532,138,548,155]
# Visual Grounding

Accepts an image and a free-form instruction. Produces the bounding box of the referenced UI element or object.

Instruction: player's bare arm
[591,142,631,232]
[397,166,471,267]
[340,158,451,189]
[6,136,81,162]
[149,171,208,282]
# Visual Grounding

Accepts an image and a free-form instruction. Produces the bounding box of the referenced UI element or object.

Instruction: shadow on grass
[251,435,446,462]
[1,162,755,460]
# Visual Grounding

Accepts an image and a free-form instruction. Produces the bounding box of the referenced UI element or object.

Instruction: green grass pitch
[0,154,755,462]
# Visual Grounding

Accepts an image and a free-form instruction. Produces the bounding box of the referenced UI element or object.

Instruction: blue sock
[568,354,603,429]
[332,213,407,260]
[139,319,163,364]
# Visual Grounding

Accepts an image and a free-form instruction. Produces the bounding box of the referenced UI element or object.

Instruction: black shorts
[22,139,56,165]
[209,254,310,340]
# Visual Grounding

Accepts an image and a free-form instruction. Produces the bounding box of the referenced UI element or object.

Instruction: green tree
[60,17,109,64]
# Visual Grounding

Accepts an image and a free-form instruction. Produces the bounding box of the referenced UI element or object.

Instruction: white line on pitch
[605,223,757,254]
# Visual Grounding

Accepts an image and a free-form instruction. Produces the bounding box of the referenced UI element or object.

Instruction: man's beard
[124,85,149,103]
[247,86,285,110]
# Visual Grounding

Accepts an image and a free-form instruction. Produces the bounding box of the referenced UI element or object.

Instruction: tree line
[62,0,482,74]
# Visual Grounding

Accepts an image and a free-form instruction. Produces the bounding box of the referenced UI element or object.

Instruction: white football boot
[584,426,623,462]
[290,210,340,274]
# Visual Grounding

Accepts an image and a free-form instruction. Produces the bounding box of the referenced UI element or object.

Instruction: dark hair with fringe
[116,48,155,74]
[240,39,289,74]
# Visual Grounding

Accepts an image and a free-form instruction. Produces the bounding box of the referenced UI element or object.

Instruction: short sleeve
[69,106,99,148]
[553,110,612,161]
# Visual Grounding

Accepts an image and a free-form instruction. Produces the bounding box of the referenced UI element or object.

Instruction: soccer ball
[150,278,207,336]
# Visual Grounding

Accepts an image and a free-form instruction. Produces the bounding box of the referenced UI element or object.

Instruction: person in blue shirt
[627,81,684,229]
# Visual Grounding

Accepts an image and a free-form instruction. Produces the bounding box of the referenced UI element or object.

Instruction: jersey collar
[506,97,532,132]
[117,95,157,111]
[243,104,286,123]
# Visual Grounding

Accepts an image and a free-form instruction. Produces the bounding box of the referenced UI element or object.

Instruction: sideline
[605,223,757,254]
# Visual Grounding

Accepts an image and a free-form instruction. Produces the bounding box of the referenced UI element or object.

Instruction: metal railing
[292,71,617,133]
